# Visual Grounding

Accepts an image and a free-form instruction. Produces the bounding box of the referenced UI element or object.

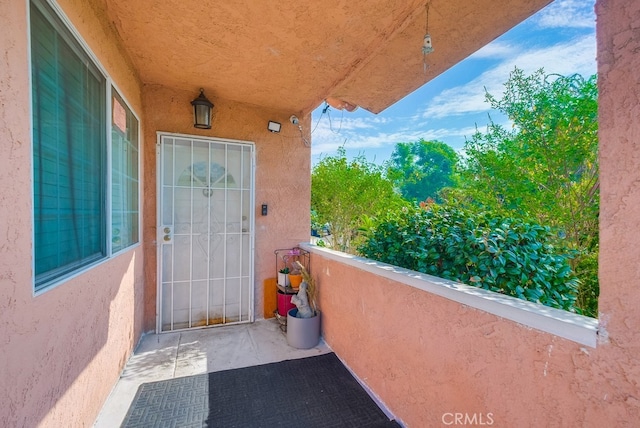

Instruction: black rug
[121,352,401,428]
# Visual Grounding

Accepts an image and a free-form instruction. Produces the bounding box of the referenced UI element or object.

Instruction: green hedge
[359,204,579,311]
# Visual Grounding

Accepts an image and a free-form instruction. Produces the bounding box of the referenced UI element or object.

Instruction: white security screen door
[158,133,254,332]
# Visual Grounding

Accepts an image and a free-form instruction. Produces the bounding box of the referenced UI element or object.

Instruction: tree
[454,68,599,316]
[311,147,407,253]
[458,68,598,248]
[386,139,458,202]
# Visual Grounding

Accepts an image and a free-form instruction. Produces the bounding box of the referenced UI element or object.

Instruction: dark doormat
[121,352,401,428]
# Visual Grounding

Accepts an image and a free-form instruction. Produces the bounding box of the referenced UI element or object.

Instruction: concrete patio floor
[94,319,331,427]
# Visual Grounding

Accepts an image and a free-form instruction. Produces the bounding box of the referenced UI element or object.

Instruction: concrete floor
[94,319,331,427]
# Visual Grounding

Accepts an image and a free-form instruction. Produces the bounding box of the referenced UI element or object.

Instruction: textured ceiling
[99,0,551,115]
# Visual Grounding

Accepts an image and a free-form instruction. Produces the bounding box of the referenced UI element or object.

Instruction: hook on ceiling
[422,1,434,73]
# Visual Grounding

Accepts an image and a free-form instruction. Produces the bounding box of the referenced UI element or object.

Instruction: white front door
[157,133,254,332]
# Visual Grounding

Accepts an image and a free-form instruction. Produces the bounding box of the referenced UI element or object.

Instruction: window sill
[33,243,140,297]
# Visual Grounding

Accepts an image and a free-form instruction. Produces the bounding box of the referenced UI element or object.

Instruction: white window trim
[29,0,141,296]
[302,244,599,348]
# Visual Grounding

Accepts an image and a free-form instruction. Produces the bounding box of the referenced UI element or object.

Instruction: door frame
[155,131,256,333]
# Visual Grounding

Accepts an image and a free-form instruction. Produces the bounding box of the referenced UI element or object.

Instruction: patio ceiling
[98,0,551,115]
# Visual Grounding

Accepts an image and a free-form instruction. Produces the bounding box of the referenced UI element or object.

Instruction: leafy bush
[574,248,598,317]
[358,204,579,311]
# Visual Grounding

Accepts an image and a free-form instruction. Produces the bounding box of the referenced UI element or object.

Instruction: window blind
[31,1,106,289]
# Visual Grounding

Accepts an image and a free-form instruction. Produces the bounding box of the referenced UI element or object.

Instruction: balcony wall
[307,244,636,427]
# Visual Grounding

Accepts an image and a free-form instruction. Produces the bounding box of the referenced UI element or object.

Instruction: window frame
[29,0,141,295]
[110,87,141,256]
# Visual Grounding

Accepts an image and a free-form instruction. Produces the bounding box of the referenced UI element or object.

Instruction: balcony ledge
[302,244,598,348]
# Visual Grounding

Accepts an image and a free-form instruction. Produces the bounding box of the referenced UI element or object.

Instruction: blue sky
[310,0,596,165]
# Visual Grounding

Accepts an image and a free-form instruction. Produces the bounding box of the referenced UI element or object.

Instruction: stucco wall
[311,3,640,425]
[0,0,145,426]
[0,0,312,423]
[141,86,312,331]
[312,248,637,426]
[597,0,640,354]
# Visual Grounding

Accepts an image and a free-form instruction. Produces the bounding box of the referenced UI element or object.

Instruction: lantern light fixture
[191,88,214,129]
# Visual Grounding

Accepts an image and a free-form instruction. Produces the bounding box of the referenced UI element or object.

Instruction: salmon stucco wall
[141,85,311,331]
[0,0,145,426]
[597,0,640,353]
[311,3,640,426]
[312,243,636,427]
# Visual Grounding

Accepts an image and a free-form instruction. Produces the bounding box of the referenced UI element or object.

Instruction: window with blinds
[111,90,139,253]
[30,0,140,291]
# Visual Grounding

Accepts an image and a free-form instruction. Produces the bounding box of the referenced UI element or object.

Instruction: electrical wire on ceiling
[273,102,345,148]
[300,128,311,148]
[309,102,345,136]
[308,102,366,156]
[326,107,344,134]
[310,103,327,135]
[290,115,311,147]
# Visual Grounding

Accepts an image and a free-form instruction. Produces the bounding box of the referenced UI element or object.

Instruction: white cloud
[420,34,596,119]
[311,117,479,156]
[535,0,595,29]
[310,117,417,155]
[471,41,518,59]
[324,116,372,131]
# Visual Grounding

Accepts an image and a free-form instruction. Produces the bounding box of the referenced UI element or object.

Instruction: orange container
[289,273,303,288]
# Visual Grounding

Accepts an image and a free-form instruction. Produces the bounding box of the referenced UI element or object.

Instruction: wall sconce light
[191,88,214,129]
[267,121,281,133]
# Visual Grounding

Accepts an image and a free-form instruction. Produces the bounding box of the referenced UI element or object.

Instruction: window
[30,0,139,291]
[31,0,106,288]
[111,90,139,253]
